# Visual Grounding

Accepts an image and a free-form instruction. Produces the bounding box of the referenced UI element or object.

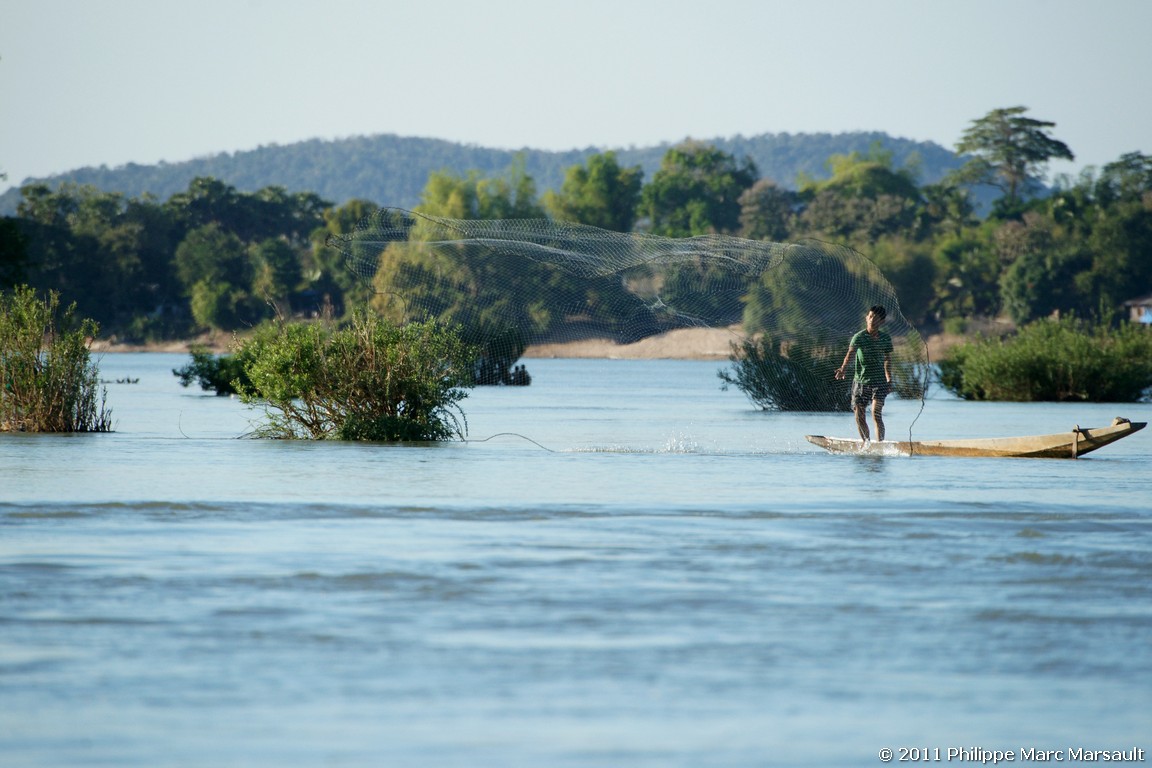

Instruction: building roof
[1122,293,1152,307]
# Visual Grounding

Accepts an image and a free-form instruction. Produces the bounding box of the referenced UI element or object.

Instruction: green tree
[248,186,330,245]
[738,179,797,242]
[417,159,544,221]
[814,146,921,200]
[309,198,380,316]
[543,151,643,231]
[919,179,977,236]
[796,146,923,243]
[930,230,1002,323]
[996,211,1099,324]
[165,177,246,234]
[0,218,28,289]
[1083,198,1152,318]
[953,106,1074,212]
[251,238,303,317]
[636,142,759,327]
[16,182,78,228]
[174,223,255,330]
[640,141,758,237]
[1096,151,1152,205]
[175,223,249,289]
[165,177,330,246]
[13,184,183,332]
[13,184,110,324]
[117,197,185,340]
[866,238,937,325]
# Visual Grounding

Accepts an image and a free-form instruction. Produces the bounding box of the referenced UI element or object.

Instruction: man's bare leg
[872,398,886,442]
[855,403,870,442]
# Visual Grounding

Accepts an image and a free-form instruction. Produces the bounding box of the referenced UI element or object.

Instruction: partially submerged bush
[719,333,851,411]
[173,344,253,395]
[720,330,928,410]
[235,311,476,441]
[1,285,112,432]
[939,317,1152,401]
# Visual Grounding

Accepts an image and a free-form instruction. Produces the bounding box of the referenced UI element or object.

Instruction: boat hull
[805,419,1146,459]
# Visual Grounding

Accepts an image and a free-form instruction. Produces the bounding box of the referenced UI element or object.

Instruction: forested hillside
[3,107,1147,360]
[0,131,963,215]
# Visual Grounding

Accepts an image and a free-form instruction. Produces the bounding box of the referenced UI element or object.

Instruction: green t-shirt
[850,329,893,385]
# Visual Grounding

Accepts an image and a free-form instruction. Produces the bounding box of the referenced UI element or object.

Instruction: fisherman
[834,305,893,442]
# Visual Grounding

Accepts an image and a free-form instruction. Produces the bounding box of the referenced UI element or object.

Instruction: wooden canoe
[806,417,1146,459]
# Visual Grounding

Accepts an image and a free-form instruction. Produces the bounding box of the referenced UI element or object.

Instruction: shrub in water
[235,311,476,441]
[939,317,1152,402]
[719,330,927,411]
[0,285,112,432]
[719,332,851,411]
[173,344,253,396]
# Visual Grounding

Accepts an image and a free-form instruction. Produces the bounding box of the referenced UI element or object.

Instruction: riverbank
[90,326,964,361]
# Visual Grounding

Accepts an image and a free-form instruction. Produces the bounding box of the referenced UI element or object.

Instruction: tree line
[2,106,1150,345]
[0,131,963,217]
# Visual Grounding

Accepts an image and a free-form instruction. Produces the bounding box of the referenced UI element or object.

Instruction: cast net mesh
[326,208,928,439]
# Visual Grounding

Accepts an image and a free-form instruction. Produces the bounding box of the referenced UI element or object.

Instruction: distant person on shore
[834,305,893,442]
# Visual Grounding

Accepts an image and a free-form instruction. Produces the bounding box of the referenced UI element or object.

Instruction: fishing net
[326,208,928,435]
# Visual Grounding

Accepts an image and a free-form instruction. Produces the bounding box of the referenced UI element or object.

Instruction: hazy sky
[2,0,1149,194]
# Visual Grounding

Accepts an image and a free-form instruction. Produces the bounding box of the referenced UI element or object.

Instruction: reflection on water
[851,452,890,476]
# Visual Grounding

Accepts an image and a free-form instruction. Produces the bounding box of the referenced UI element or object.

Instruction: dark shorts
[852,380,891,409]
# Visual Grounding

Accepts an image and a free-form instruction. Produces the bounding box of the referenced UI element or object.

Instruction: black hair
[869,305,887,321]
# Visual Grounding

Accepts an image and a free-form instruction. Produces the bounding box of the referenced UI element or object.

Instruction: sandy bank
[90,327,962,362]
[524,326,743,361]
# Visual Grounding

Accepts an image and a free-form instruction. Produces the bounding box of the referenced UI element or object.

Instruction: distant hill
[0,131,964,214]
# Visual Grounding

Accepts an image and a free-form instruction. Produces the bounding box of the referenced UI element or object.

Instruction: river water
[2,353,1150,767]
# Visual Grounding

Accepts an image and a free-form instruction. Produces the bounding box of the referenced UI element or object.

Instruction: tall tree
[796,146,924,243]
[543,151,643,232]
[165,177,246,235]
[251,238,303,318]
[174,223,255,330]
[0,217,28,288]
[417,158,544,221]
[639,141,758,237]
[738,179,797,242]
[307,198,379,315]
[1096,151,1152,206]
[953,106,1074,211]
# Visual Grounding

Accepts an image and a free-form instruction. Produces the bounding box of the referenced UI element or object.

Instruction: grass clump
[235,311,476,441]
[1,285,112,432]
[939,317,1152,401]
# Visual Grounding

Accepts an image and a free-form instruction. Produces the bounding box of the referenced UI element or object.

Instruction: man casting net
[326,208,928,429]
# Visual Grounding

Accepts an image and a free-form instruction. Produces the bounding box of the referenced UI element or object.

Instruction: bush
[0,285,112,432]
[939,317,1152,401]
[720,331,929,410]
[173,344,253,395]
[235,311,476,441]
[719,333,851,411]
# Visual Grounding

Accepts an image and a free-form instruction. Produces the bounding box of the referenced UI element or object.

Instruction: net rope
[326,207,929,442]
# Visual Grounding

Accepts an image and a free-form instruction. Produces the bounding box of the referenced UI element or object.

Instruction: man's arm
[835,345,855,380]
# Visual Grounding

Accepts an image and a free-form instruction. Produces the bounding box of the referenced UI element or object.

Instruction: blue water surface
[2,353,1149,767]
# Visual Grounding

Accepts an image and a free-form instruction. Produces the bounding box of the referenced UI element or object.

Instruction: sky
[2,0,1150,195]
